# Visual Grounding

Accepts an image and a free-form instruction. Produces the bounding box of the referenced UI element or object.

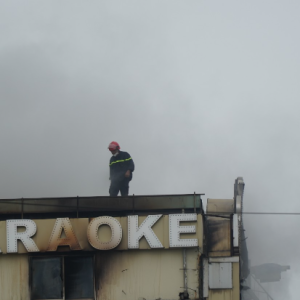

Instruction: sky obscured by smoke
[1,1,299,299]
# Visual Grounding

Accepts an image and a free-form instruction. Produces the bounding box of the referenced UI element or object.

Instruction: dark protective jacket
[109,151,134,183]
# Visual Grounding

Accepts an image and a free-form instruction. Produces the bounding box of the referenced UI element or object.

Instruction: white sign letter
[87,216,122,250]
[7,220,39,253]
[169,214,198,247]
[128,215,163,249]
[47,218,82,251]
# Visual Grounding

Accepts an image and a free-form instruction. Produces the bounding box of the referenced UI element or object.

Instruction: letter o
[87,216,122,250]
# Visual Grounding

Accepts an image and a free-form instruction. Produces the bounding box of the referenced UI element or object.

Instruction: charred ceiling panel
[133,194,202,211]
[24,198,77,214]
[78,197,133,212]
[207,216,231,257]
[0,199,22,214]
[0,194,203,218]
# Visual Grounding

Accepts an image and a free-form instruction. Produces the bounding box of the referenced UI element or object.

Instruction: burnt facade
[0,179,245,300]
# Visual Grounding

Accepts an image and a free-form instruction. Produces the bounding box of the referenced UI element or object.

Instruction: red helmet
[108,141,120,151]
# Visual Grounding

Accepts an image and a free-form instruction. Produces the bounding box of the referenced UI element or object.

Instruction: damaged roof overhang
[0,194,204,219]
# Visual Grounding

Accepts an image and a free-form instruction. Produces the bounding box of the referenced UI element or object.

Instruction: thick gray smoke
[1,1,299,299]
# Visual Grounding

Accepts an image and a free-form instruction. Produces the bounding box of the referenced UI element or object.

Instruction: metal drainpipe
[181,208,189,299]
[183,248,188,298]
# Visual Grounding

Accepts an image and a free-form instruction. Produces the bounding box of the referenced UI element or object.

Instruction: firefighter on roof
[108,141,135,197]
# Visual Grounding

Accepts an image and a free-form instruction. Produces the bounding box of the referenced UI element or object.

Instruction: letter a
[47,218,81,251]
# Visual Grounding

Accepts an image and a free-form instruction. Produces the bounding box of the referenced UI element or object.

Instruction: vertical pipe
[21,198,24,219]
[76,196,79,218]
[181,209,188,298]
[183,248,188,296]
[132,194,135,214]
[199,195,202,214]
[62,256,65,300]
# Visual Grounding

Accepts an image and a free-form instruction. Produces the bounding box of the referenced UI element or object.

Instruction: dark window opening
[31,255,94,300]
[65,256,94,299]
[31,257,63,299]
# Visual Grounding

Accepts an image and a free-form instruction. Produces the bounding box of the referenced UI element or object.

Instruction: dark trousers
[109,179,130,197]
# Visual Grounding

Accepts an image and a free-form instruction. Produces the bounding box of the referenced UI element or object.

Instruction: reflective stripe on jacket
[109,151,134,182]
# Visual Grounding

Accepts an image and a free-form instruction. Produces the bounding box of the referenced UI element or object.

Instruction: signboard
[0,214,203,254]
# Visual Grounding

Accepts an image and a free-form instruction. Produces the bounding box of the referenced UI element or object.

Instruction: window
[30,255,94,300]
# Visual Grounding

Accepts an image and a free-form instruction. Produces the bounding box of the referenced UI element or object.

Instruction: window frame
[29,253,95,300]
